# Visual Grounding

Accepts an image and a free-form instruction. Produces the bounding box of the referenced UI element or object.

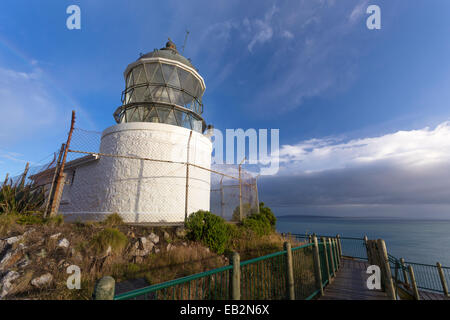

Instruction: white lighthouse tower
[59,40,212,224]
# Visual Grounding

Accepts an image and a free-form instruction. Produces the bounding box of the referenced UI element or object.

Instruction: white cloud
[348,0,370,23]
[247,5,279,52]
[279,121,450,173]
[281,30,294,39]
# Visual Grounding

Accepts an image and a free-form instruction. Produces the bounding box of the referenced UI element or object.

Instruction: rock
[166,243,176,252]
[106,246,112,256]
[50,233,61,240]
[5,235,22,245]
[175,227,187,238]
[31,273,53,288]
[0,271,20,299]
[130,237,154,257]
[182,242,187,247]
[154,247,160,254]
[0,247,23,271]
[163,231,170,241]
[58,238,70,248]
[148,232,159,244]
[127,231,135,238]
[17,254,31,268]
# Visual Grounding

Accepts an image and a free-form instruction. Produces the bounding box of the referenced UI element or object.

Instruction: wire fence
[7,127,259,224]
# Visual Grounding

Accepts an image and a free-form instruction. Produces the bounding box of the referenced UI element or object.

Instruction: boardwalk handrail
[113,239,342,300]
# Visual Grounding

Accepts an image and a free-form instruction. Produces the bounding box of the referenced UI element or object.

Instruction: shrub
[0,168,45,215]
[185,210,229,254]
[102,213,124,227]
[242,203,277,236]
[90,228,128,255]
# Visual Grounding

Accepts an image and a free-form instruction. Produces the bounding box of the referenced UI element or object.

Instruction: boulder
[0,271,20,299]
[148,233,159,244]
[31,273,53,288]
[175,227,187,238]
[163,231,170,241]
[130,237,154,257]
[58,238,70,248]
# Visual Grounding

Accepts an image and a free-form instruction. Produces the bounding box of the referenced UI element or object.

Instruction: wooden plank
[320,258,389,300]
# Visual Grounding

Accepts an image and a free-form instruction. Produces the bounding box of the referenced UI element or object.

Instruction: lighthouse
[55,40,212,224]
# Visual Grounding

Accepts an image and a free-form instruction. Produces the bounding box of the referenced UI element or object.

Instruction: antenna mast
[182,30,190,54]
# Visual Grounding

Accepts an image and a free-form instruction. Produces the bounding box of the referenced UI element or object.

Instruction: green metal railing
[287,234,367,260]
[114,241,340,300]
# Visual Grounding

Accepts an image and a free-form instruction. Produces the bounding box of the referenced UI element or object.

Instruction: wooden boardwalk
[320,258,389,300]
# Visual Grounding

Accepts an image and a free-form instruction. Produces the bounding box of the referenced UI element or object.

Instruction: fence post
[436,262,449,297]
[376,239,396,300]
[284,242,295,300]
[328,238,336,278]
[93,276,115,300]
[50,110,76,217]
[400,258,409,286]
[333,238,340,270]
[231,251,241,300]
[336,234,343,259]
[321,237,331,285]
[364,235,371,264]
[312,236,323,296]
[408,265,420,300]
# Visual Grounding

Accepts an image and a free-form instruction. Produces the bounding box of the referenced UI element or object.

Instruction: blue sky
[1,1,450,218]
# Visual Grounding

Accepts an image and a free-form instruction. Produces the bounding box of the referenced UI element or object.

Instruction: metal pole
[184,131,193,222]
[437,262,449,297]
[284,242,295,300]
[238,157,245,222]
[220,176,225,218]
[50,111,76,217]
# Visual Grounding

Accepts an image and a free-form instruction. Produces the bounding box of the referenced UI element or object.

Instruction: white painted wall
[60,122,212,224]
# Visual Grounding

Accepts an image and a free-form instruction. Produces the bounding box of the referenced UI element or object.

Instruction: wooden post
[377,239,396,300]
[18,162,30,188]
[328,238,336,277]
[50,111,76,217]
[436,262,449,297]
[364,235,371,264]
[333,238,340,269]
[284,242,295,300]
[184,130,193,221]
[321,237,331,285]
[400,258,409,286]
[312,236,323,296]
[336,234,343,259]
[94,276,115,300]
[231,252,240,300]
[408,265,420,300]
[44,144,65,218]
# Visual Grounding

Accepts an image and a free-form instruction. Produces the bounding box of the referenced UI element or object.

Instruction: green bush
[185,210,229,254]
[242,203,277,236]
[90,228,128,255]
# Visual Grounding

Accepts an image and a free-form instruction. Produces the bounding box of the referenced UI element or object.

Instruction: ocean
[276,216,450,266]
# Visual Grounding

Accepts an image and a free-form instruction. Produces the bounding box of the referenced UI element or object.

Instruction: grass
[89,228,128,255]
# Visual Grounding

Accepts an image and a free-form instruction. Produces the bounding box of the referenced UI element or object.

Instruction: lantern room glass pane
[151,64,164,84]
[166,110,177,125]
